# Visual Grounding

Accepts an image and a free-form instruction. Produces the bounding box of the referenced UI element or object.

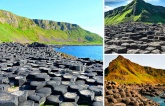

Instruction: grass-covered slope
[0,10,102,45]
[105,55,165,84]
[105,0,165,25]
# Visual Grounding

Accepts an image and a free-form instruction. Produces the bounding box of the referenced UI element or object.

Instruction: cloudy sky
[104,0,165,12]
[0,0,104,37]
[104,55,165,70]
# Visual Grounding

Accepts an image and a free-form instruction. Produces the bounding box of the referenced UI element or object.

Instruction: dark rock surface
[105,22,165,54]
[28,42,48,47]
[0,42,103,106]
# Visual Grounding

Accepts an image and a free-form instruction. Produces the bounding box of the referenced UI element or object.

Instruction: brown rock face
[105,55,165,84]
[104,81,159,106]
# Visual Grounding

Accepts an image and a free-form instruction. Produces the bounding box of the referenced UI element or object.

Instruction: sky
[0,0,103,37]
[104,0,165,12]
[104,55,165,70]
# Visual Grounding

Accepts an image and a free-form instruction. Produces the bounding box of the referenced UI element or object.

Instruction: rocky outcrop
[105,22,165,54]
[0,42,103,105]
[33,19,78,31]
[105,55,165,84]
[105,81,159,106]
[28,42,48,47]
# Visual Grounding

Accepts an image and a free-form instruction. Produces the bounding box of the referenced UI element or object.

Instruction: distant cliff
[0,10,102,44]
[33,19,78,31]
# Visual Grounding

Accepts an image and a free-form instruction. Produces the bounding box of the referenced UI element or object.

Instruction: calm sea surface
[54,46,103,60]
[146,95,165,106]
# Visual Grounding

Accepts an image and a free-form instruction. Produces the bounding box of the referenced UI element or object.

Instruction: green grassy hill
[105,0,165,25]
[0,10,102,45]
[105,55,165,84]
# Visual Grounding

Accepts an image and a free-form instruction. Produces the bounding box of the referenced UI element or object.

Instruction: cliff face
[105,0,165,25]
[105,55,165,84]
[0,10,102,44]
[33,19,79,31]
[0,10,36,28]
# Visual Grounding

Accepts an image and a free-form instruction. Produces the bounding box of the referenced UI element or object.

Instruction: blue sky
[105,0,165,12]
[0,0,103,37]
[105,55,165,69]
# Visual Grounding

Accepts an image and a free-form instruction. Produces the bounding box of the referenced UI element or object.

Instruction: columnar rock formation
[0,42,103,106]
[105,22,165,54]
[105,81,160,106]
[105,55,165,106]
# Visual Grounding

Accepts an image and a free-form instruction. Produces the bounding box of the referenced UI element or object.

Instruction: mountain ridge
[0,9,102,44]
[105,55,165,84]
[105,0,165,25]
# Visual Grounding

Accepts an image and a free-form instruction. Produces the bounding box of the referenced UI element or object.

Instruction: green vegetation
[0,10,102,45]
[11,86,17,88]
[105,0,165,25]
[105,55,165,84]
[39,102,54,106]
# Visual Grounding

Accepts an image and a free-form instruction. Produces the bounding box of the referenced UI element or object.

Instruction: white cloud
[145,0,159,2]
[104,0,160,12]
[127,0,132,3]
[105,0,125,2]
[126,0,160,3]
[105,0,160,3]
[104,5,115,12]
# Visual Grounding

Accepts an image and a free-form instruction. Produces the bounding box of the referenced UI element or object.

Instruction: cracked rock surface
[105,22,165,54]
[0,42,103,106]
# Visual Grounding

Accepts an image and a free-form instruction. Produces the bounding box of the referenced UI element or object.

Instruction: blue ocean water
[54,46,103,60]
[146,95,165,106]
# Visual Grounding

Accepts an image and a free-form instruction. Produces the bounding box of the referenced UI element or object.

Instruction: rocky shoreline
[105,22,165,54]
[0,42,103,106]
[104,80,165,106]
[49,44,103,50]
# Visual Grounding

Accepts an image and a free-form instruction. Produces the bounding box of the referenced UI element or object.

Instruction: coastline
[49,44,103,48]
[53,45,103,61]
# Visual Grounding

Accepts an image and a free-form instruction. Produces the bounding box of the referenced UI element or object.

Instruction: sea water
[54,46,103,60]
[146,95,165,106]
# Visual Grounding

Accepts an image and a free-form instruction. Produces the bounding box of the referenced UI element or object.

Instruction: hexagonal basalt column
[0,92,18,106]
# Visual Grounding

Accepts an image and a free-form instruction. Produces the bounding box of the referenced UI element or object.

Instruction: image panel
[104,54,165,106]
[104,0,165,54]
[0,0,103,106]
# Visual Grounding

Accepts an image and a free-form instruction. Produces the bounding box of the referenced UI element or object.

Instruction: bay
[54,46,103,60]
